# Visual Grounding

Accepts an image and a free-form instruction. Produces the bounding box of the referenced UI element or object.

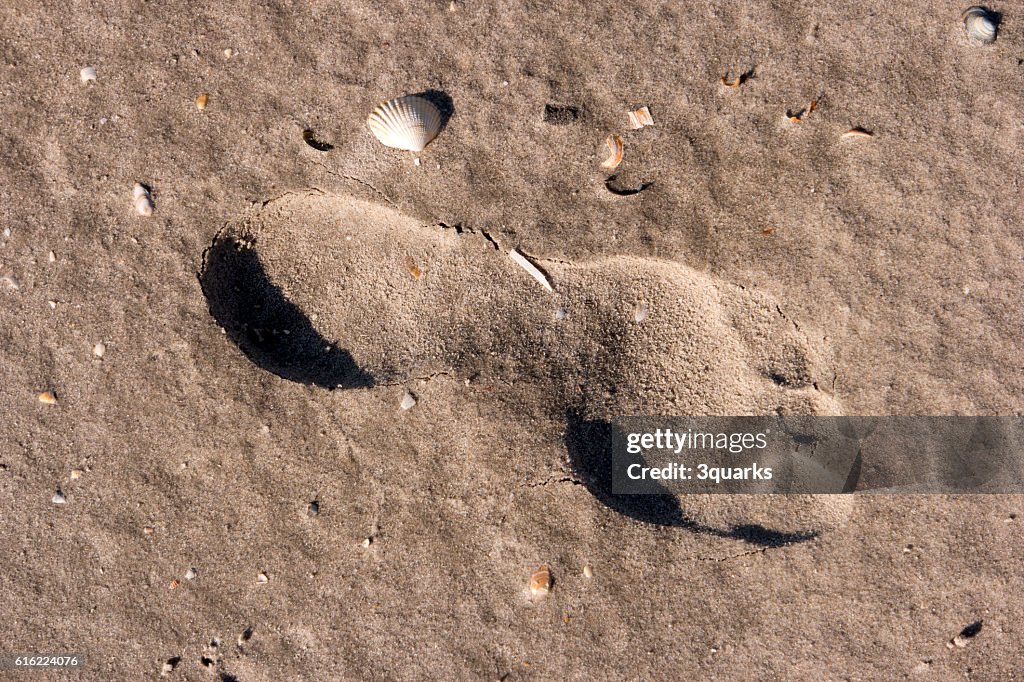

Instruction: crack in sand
[310,162,398,209]
[437,221,501,250]
[685,548,769,562]
[522,475,585,488]
[378,370,454,388]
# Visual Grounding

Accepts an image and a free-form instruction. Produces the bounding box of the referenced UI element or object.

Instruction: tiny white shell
[400,391,417,410]
[367,96,443,152]
[633,301,649,323]
[963,6,997,44]
[133,183,154,216]
[93,342,106,358]
[80,67,97,84]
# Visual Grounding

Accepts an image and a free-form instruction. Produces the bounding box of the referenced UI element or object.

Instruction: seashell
[627,106,655,129]
[367,95,443,152]
[720,71,751,88]
[529,565,552,597]
[582,564,594,578]
[962,7,997,44]
[80,67,96,84]
[93,342,106,358]
[38,391,58,405]
[601,134,624,170]
[195,93,209,111]
[52,490,67,505]
[133,183,154,216]
[404,255,422,280]
[841,127,874,141]
[509,249,553,292]
[400,391,417,410]
[633,301,649,323]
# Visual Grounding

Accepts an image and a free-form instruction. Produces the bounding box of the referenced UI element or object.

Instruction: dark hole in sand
[564,410,819,545]
[302,129,333,152]
[199,235,375,390]
[543,103,581,125]
[605,175,654,196]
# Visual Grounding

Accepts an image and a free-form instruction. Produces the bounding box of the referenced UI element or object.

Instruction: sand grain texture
[1,0,1022,679]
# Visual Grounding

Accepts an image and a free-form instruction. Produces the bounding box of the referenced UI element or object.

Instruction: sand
[1,0,1022,679]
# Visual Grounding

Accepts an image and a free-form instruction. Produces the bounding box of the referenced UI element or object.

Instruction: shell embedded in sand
[133,183,154,216]
[367,95,443,152]
[38,391,58,405]
[962,6,997,44]
[601,134,624,170]
[80,67,96,84]
[841,128,874,141]
[627,106,654,129]
[195,93,209,110]
[529,565,552,597]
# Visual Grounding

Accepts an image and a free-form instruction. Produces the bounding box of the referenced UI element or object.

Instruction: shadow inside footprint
[565,410,819,546]
[199,235,375,389]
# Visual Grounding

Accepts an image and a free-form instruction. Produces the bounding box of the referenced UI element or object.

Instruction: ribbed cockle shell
[367,95,443,152]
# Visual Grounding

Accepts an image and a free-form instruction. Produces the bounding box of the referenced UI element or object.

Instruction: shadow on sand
[199,235,374,390]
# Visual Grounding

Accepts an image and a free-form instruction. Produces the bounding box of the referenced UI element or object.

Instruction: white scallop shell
[963,7,997,44]
[367,96,442,152]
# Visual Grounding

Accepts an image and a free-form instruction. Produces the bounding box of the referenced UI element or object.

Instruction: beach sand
[1,0,1022,678]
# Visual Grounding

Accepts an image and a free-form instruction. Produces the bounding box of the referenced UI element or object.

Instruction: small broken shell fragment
[627,106,654,129]
[962,6,997,44]
[93,342,106,358]
[786,100,817,123]
[720,71,750,88]
[633,301,649,323]
[38,391,58,405]
[195,93,209,110]
[529,565,552,597]
[400,392,417,411]
[841,127,874,140]
[80,67,96,84]
[601,134,624,170]
[582,564,594,578]
[52,490,67,505]
[133,183,154,216]
[509,249,553,292]
[256,572,269,584]
[367,95,443,152]
[404,255,422,280]
[1,275,19,290]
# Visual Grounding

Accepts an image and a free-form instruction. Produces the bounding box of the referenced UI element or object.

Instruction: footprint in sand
[199,191,853,539]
